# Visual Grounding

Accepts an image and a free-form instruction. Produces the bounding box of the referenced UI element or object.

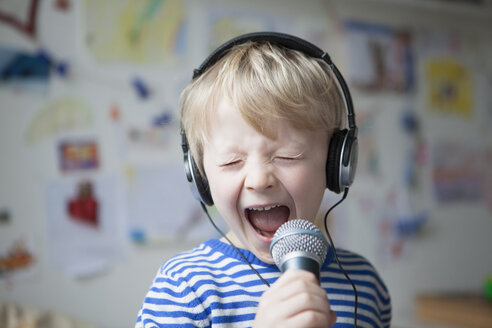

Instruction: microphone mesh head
[270,219,329,267]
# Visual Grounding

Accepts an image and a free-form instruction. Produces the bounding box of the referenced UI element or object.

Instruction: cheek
[206,169,241,212]
[290,170,326,200]
[202,150,242,221]
[291,156,327,189]
[287,161,327,217]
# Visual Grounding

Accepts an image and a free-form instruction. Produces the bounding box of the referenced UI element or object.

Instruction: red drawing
[0,0,39,37]
[55,0,70,11]
[68,180,99,227]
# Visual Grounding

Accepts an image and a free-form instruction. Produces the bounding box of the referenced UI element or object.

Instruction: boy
[136,32,391,327]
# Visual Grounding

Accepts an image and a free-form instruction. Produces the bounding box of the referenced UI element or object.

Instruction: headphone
[181,32,358,206]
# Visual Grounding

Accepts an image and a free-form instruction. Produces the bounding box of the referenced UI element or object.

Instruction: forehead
[204,94,287,141]
[206,96,278,138]
[205,96,327,150]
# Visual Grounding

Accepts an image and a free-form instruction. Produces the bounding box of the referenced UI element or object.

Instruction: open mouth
[246,205,290,238]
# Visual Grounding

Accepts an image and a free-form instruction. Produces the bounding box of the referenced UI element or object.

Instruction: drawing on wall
[0,0,39,37]
[417,30,478,118]
[426,58,473,116]
[45,176,127,277]
[67,180,99,227]
[344,20,414,92]
[83,0,186,64]
[432,141,484,204]
[59,140,99,172]
[126,125,172,151]
[0,46,50,94]
[124,108,174,155]
[25,98,93,145]
[0,236,38,281]
[54,0,70,11]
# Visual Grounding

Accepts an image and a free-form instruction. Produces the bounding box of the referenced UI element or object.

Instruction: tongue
[249,206,290,233]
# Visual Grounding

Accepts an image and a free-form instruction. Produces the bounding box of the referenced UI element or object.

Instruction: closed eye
[219,160,242,168]
[274,155,302,163]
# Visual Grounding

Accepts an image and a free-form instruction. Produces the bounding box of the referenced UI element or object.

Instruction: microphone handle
[280,256,321,281]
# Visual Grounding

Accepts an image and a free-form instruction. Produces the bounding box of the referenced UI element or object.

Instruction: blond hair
[179,41,345,174]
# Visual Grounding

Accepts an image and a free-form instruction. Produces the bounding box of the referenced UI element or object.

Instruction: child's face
[202,97,329,264]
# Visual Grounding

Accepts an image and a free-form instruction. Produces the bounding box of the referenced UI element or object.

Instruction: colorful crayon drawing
[59,140,99,172]
[432,141,484,204]
[0,239,35,278]
[83,0,186,63]
[25,98,93,145]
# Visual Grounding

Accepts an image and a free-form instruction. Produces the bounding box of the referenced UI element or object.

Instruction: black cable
[323,188,358,328]
[200,202,271,287]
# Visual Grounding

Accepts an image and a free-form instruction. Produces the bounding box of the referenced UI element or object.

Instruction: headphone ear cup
[185,151,214,206]
[326,130,347,194]
[190,156,214,206]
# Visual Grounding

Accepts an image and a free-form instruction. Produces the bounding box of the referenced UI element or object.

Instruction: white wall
[1,1,491,327]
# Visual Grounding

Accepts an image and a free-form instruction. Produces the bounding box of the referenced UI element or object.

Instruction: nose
[244,162,276,191]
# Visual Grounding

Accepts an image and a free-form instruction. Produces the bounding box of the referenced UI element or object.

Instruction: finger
[255,295,332,328]
[329,308,337,326]
[283,308,334,328]
[264,270,320,301]
[255,271,335,327]
[274,269,319,288]
[277,288,331,319]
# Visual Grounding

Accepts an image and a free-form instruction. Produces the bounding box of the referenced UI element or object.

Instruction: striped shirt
[136,238,391,327]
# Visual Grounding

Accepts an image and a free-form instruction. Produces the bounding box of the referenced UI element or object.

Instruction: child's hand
[253,269,337,328]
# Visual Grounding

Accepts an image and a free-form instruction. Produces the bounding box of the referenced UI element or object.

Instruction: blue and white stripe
[136,238,391,327]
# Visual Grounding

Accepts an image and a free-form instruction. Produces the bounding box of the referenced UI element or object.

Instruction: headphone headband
[194,32,329,76]
[193,32,356,131]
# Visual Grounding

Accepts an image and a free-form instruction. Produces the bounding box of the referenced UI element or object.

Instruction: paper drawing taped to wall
[344,20,414,92]
[426,58,474,116]
[25,98,93,145]
[45,176,127,277]
[432,141,484,204]
[83,0,186,64]
[59,140,99,172]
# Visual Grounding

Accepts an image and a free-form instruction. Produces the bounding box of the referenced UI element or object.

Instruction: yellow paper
[426,58,473,116]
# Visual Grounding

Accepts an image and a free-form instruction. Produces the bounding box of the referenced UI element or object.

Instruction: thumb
[329,308,337,326]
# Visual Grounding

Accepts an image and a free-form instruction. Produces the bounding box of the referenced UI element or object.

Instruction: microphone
[270,219,329,281]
